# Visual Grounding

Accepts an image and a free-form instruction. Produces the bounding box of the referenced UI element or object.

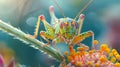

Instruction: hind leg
[70,31,94,48]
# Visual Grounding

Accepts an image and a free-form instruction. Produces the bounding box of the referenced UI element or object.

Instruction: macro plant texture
[0,0,120,67]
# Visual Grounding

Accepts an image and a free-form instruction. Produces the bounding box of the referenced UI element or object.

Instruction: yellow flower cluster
[62,40,120,67]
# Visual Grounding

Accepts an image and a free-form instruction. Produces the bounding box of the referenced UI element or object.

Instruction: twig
[0,20,63,62]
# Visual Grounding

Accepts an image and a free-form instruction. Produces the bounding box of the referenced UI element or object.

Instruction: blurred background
[0,0,120,67]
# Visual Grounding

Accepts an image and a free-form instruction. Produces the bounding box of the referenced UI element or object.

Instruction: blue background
[0,0,120,67]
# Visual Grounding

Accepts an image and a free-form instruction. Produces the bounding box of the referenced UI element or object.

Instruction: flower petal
[8,58,15,67]
[0,55,5,67]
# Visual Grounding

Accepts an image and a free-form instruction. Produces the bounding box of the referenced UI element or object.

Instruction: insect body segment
[58,18,78,40]
[31,6,94,47]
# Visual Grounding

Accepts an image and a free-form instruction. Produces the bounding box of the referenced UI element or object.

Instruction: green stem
[0,20,63,62]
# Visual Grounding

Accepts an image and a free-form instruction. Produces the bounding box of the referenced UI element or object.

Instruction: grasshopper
[28,0,94,48]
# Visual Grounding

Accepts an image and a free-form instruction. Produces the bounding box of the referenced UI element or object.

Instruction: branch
[0,20,63,62]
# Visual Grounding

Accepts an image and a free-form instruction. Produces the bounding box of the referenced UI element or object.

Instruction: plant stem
[0,20,63,62]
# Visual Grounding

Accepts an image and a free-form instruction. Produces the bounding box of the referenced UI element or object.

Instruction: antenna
[74,0,93,20]
[53,0,66,18]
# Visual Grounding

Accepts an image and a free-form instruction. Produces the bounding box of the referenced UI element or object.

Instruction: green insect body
[29,6,94,47]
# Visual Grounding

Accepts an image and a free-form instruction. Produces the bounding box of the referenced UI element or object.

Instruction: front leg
[25,16,41,38]
[27,15,55,39]
[70,31,94,48]
[40,31,54,46]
